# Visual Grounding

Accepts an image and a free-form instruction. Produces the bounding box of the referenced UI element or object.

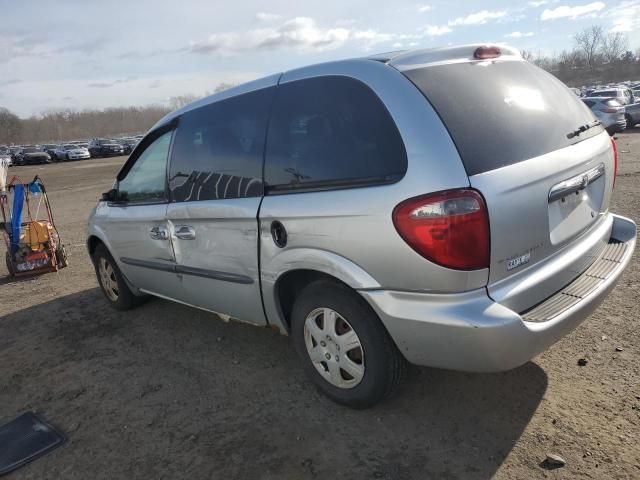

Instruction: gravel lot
[1,130,639,479]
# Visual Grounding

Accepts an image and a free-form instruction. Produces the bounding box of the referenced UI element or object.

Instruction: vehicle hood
[23,152,49,157]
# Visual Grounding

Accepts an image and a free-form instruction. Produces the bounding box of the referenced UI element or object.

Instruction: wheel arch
[87,234,104,258]
[261,248,382,333]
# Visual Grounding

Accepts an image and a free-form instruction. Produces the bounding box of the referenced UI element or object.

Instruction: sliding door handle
[175,225,196,240]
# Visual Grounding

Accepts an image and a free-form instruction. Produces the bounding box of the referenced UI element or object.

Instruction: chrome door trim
[175,265,254,285]
[119,257,253,284]
[120,257,176,273]
[548,163,605,203]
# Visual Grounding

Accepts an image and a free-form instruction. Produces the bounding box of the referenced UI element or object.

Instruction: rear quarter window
[264,76,407,192]
[403,60,603,176]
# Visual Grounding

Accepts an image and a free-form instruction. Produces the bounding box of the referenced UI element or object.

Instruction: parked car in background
[53,144,91,161]
[581,97,626,135]
[88,44,635,408]
[590,87,640,128]
[15,146,52,165]
[8,147,21,162]
[116,138,139,155]
[0,146,12,167]
[89,139,125,158]
[42,144,58,159]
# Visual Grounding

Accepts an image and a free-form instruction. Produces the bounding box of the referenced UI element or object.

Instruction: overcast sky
[2,0,639,117]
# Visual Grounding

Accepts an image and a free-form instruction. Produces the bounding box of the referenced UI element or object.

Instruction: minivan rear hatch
[395,51,615,312]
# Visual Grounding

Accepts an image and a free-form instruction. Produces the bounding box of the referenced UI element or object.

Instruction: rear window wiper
[567,120,601,139]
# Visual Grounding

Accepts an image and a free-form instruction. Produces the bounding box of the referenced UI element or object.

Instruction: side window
[264,76,407,192]
[169,87,274,202]
[582,100,594,108]
[118,131,172,203]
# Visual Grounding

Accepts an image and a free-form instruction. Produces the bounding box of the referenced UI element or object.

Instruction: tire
[5,252,15,277]
[291,279,406,409]
[625,114,633,129]
[92,244,145,310]
[56,245,68,269]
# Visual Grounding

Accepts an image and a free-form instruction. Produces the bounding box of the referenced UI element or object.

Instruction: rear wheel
[625,114,633,128]
[93,244,145,310]
[291,280,406,409]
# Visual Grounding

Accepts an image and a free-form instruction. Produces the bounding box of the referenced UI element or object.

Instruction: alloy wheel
[98,257,119,302]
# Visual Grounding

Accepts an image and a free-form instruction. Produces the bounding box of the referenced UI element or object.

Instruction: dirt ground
[1,130,639,480]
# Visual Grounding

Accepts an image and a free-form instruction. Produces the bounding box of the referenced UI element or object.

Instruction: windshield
[64,145,77,150]
[100,139,116,145]
[403,60,604,176]
[591,90,618,97]
[22,147,42,153]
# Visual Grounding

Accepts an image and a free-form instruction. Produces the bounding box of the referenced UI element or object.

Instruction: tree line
[1,26,639,146]
[522,26,640,86]
[0,105,171,146]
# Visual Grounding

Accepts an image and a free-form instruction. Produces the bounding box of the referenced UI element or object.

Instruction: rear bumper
[361,214,636,372]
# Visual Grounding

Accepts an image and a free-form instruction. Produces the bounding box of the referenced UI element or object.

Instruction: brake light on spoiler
[474,46,502,60]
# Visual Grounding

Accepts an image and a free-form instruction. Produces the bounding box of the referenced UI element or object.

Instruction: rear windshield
[403,60,603,176]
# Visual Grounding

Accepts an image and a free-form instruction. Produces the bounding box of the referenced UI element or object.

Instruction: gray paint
[87,44,637,372]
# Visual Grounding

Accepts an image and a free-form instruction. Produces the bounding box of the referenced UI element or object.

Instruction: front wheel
[92,244,146,310]
[291,280,406,409]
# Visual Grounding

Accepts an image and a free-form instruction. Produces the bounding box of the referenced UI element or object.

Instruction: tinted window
[118,131,172,203]
[404,61,604,176]
[264,76,407,192]
[169,87,274,202]
[582,100,595,108]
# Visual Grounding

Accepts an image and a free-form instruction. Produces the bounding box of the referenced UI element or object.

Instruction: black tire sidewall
[291,280,400,409]
[92,244,139,310]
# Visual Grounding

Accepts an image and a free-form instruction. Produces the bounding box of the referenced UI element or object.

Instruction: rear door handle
[149,226,169,240]
[175,225,196,240]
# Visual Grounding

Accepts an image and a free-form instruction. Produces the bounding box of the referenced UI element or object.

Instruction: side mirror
[101,188,118,202]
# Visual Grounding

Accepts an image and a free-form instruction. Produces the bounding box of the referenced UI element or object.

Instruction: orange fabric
[22,221,52,251]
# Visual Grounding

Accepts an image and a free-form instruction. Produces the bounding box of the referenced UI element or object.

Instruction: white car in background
[54,144,91,161]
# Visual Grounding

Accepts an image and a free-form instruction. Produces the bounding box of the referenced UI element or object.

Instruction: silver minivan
[88,45,636,408]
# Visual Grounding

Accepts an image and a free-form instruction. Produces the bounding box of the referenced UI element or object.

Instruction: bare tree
[168,95,200,110]
[520,49,535,62]
[214,82,237,93]
[574,25,604,70]
[601,32,628,63]
[0,108,22,145]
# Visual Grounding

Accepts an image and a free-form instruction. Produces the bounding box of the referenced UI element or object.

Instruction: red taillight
[600,107,619,113]
[474,46,501,60]
[392,189,490,270]
[611,136,618,188]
